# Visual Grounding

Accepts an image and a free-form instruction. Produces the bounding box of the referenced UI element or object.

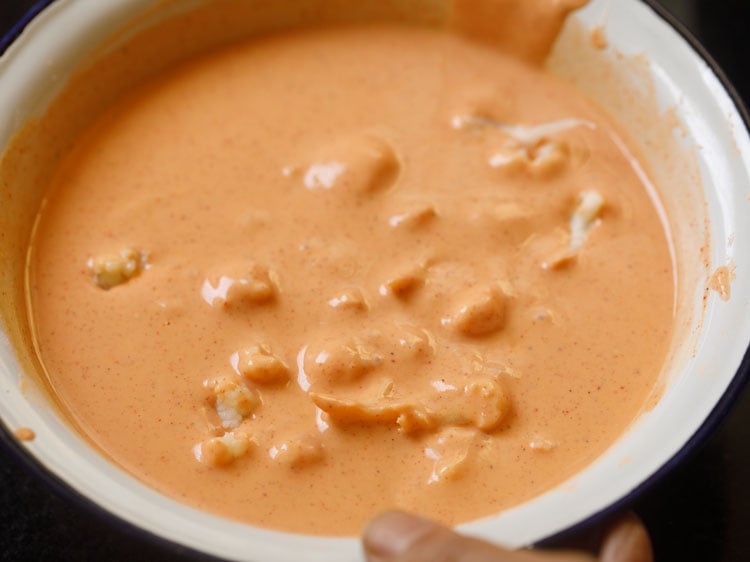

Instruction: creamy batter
[28,2,674,535]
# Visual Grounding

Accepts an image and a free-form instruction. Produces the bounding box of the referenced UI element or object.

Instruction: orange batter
[27,2,674,535]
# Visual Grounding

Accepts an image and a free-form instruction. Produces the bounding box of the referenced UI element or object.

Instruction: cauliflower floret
[201,262,278,308]
[452,114,595,178]
[379,266,425,299]
[328,288,368,311]
[194,431,253,467]
[269,434,325,469]
[443,286,507,337]
[529,141,568,173]
[300,133,401,194]
[88,248,145,289]
[424,427,483,484]
[452,114,593,145]
[427,377,510,433]
[233,344,289,385]
[307,337,383,386]
[396,408,436,435]
[529,438,559,452]
[462,378,511,432]
[310,393,434,434]
[395,324,435,358]
[311,377,510,436]
[388,204,437,229]
[489,139,568,176]
[539,192,604,271]
[569,190,605,252]
[303,161,346,189]
[206,376,261,429]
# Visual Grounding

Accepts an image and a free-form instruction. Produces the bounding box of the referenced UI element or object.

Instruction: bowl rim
[1,2,230,558]
[0,0,51,55]
[0,0,748,559]
[537,0,750,546]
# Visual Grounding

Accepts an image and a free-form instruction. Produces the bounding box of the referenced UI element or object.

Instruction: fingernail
[363,511,436,558]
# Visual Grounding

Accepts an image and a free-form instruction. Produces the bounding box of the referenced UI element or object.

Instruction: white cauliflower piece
[529,438,558,452]
[388,204,437,229]
[206,376,261,429]
[569,190,605,252]
[194,431,253,467]
[489,140,568,176]
[427,377,511,433]
[88,248,145,289]
[541,190,605,270]
[424,427,483,484]
[201,262,278,308]
[233,344,289,385]
[452,114,594,145]
[269,434,325,469]
[443,286,507,337]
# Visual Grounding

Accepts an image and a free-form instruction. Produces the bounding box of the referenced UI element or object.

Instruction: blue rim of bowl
[536,0,750,547]
[0,0,748,559]
[0,0,54,55]
[0,3,279,560]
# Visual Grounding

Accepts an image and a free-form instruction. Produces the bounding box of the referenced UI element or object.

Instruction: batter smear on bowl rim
[27,0,675,535]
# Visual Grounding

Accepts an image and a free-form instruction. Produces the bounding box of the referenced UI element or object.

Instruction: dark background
[1,0,749,560]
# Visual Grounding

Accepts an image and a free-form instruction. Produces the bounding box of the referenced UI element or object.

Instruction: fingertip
[600,512,653,562]
[363,510,438,559]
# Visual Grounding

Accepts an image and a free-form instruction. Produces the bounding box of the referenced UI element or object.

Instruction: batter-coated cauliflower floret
[462,378,511,431]
[569,190,605,252]
[452,113,593,178]
[529,438,558,452]
[233,344,289,384]
[424,427,484,484]
[485,201,530,224]
[452,114,593,145]
[396,408,436,435]
[379,266,425,298]
[201,262,278,308]
[310,393,435,434]
[194,430,254,467]
[428,377,510,432]
[443,286,507,337]
[395,324,435,359]
[307,337,383,385]
[269,434,325,469]
[388,204,437,229]
[300,133,401,195]
[328,288,368,311]
[88,248,146,289]
[206,376,261,429]
[310,381,511,435]
[489,139,568,177]
[542,190,605,270]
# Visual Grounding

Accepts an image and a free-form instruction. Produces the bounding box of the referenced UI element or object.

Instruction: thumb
[362,511,594,562]
[599,513,653,562]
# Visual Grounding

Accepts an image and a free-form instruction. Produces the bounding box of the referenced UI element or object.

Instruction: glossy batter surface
[29,21,674,534]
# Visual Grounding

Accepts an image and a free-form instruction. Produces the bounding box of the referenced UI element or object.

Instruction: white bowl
[0,1,748,560]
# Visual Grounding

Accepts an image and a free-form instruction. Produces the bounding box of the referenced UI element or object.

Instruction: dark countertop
[1,1,748,560]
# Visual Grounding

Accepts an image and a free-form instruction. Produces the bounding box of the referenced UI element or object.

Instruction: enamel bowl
[0,1,748,560]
